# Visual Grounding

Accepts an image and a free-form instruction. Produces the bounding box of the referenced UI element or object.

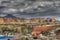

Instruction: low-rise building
[0,17,4,24]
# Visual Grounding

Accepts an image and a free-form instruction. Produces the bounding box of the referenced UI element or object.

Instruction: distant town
[0,17,58,24]
[0,17,60,40]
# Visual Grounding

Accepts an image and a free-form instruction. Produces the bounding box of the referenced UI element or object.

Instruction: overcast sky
[0,0,60,20]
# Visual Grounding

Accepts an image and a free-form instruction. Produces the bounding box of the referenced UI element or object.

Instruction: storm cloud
[0,0,60,20]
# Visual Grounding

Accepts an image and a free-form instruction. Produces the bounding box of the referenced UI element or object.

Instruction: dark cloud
[0,0,60,20]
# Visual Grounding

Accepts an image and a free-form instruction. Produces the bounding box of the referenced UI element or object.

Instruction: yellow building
[51,18,56,23]
[0,17,4,24]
